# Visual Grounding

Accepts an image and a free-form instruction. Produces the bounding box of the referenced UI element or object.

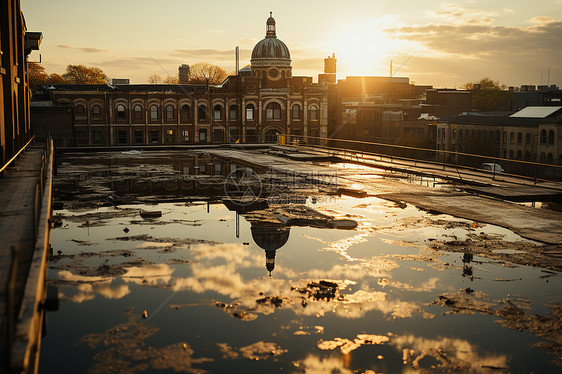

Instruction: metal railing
[278,134,562,184]
[0,136,36,176]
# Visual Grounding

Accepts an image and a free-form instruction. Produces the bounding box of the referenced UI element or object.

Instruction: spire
[266,12,276,37]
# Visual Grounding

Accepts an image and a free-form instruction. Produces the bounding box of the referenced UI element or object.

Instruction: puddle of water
[41,151,562,373]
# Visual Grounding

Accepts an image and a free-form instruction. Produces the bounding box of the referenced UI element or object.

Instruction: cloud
[56,44,109,53]
[382,14,562,85]
[425,2,497,25]
[172,49,250,58]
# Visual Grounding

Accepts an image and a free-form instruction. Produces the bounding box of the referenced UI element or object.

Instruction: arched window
[180,104,190,120]
[198,105,206,120]
[91,105,101,118]
[150,105,158,120]
[133,105,142,120]
[548,130,555,145]
[166,105,174,119]
[117,104,126,120]
[266,102,281,119]
[292,104,300,120]
[525,133,530,144]
[76,104,85,116]
[540,129,547,144]
[213,104,222,120]
[246,104,255,120]
[510,132,515,144]
[517,133,522,144]
[229,105,237,120]
[310,105,318,120]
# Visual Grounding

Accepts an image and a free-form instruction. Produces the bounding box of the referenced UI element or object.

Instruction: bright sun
[332,21,407,77]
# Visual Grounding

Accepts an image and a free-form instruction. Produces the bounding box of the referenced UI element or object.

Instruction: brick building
[31,14,327,146]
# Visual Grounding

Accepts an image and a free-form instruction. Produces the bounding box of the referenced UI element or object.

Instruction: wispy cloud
[425,2,497,25]
[56,44,109,53]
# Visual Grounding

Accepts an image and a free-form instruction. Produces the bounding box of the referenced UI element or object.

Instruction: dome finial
[266,12,276,37]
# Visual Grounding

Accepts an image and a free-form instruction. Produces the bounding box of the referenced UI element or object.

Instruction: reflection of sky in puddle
[42,195,561,373]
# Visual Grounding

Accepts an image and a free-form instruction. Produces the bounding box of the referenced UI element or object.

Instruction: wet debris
[81,308,212,373]
[293,280,339,301]
[140,210,162,219]
[244,205,358,230]
[217,341,287,361]
[318,334,390,355]
[433,292,562,367]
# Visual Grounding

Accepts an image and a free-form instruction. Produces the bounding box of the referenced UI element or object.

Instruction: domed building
[250,13,292,80]
[250,223,290,276]
[37,13,328,147]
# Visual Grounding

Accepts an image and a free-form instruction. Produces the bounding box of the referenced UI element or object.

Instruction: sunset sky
[22,0,561,87]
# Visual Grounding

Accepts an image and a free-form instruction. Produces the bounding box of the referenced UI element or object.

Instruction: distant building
[327,76,435,148]
[111,78,130,85]
[437,106,562,166]
[178,64,190,84]
[1,0,41,166]
[318,54,337,85]
[31,14,327,146]
[425,89,473,117]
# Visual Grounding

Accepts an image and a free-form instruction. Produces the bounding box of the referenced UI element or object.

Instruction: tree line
[29,61,228,88]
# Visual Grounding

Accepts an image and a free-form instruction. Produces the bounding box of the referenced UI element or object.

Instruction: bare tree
[188,62,228,87]
[148,74,163,84]
[163,75,179,84]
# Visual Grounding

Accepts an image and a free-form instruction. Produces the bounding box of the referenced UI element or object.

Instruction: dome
[251,38,291,61]
[250,225,290,252]
[251,13,291,67]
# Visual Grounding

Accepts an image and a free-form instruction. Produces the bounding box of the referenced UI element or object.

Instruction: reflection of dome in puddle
[250,225,290,276]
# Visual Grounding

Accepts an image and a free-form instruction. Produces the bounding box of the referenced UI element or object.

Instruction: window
[502,131,507,143]
[182,130,189,142]
[246,104,255,120]
[92,130,102,145]
[117,130,127,145]
[134,105,142,120]
[310,105,318,120]
[517,150,522,159]
[452,129,456,139]
[150,105,158,120]
[548,130,555,145]
[116,104,126,120]
[213,104,222,120]
[91,105,101,119]
[540,129,547,144]
[517,132,522,144]
[134,130,144,144]
[229,105,237,120]
[166,105,174,120]
[198,105,206,121]
[292,104,301,120]
[150,129,159,144]
[525,133,530,145]
[510,132,515,144]
[266,102,281,119]
[509,149,514,159]
[180,104,190,120]
[76,104,85,116]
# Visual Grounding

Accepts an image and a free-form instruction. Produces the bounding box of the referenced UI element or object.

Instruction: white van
[480,163,504,173]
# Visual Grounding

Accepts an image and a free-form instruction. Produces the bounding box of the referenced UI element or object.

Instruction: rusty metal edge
[10,139,53,374]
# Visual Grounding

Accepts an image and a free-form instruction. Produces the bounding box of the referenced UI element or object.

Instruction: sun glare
[333,21,409,77]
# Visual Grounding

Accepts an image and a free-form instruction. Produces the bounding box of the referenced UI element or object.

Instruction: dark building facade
[32,14,328,147]
[1,0,41,166]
